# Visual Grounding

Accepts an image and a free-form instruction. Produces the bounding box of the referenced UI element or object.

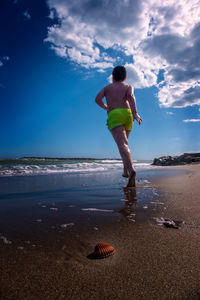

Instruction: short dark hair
[112,66,126,81]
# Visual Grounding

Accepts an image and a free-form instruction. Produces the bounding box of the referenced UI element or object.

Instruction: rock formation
[152,153,200,166]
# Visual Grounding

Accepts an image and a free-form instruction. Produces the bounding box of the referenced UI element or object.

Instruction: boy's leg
[123,130,131,176]
[125,130,131,139]
[110,126,136,187]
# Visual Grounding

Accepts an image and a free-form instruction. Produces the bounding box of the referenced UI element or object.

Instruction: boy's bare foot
[126,170,136,187]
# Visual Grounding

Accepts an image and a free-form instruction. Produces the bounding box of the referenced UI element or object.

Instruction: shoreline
[0,165,200,299]
[152,164,200,229]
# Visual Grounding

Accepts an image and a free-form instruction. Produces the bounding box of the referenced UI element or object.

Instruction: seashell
[93,242,115,259]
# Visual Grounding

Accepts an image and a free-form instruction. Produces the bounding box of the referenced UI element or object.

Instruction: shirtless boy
[95,65,142,187]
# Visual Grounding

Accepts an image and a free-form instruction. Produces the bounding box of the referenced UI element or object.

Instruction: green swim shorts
[106,108,133,131]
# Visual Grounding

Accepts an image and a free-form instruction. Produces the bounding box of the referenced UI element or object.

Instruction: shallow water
[0,168,185,243]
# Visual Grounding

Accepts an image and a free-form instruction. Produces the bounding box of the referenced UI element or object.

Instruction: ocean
[0,158,153,177]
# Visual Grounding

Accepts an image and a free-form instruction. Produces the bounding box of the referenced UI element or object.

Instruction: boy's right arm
[95,87,107,110]
[127,85,142,125]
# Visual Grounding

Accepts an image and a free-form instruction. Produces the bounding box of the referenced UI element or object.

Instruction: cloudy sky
[0,0,200,159]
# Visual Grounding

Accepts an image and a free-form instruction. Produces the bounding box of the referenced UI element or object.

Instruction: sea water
[0,158,153,177]
[0,158,185,243]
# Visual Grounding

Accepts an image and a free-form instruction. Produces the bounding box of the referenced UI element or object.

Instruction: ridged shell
[94,242,115,259]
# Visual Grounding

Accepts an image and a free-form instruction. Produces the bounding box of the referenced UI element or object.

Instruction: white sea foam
[0,235,12,244]
[60,223,74,228]
[153,217,183,228]
[99,159,122,164]
[81,208,114,212]
[127,213,136,222]
[0,159,157,177]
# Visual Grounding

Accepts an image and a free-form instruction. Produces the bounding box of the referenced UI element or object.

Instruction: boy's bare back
[104,82,130,113]
[95,81,141,122]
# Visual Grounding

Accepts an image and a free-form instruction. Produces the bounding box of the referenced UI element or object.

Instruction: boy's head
[112,65,126,82]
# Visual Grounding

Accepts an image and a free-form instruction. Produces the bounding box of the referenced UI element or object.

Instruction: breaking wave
[0,158,155,177]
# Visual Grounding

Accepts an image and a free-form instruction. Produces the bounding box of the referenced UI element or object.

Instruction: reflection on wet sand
[119,187,137,220]
[123,187,137,201]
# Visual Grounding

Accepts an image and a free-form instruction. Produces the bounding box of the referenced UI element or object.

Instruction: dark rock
[163,219,183,229]
[152,153,200,166]
[163,220,179,229]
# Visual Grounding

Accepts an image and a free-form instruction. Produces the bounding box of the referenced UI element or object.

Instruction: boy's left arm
[95,88,107,110]
[127,85,142,125]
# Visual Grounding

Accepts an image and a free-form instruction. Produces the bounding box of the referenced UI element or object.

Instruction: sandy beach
[0,164,200,300]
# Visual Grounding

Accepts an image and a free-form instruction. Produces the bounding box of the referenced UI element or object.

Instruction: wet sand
[0,165,200,299]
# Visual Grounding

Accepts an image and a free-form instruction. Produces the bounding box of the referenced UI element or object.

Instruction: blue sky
[0,0,200,160]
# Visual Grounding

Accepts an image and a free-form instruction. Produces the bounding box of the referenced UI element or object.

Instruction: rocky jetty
[152,153,200,166]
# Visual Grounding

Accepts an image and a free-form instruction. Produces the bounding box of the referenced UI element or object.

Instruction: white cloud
[0,56,9,88]
[183,119,200,122]
[45,0,200,108]
[124,62,158,89]
[50,45,66,58]
[3,56,9,61]
[0,56,10,67]
[23,10,31,20]
[45,0,148,70]
[166,112,174,115]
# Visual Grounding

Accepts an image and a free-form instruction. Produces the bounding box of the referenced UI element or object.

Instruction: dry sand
[0,164,200,300]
